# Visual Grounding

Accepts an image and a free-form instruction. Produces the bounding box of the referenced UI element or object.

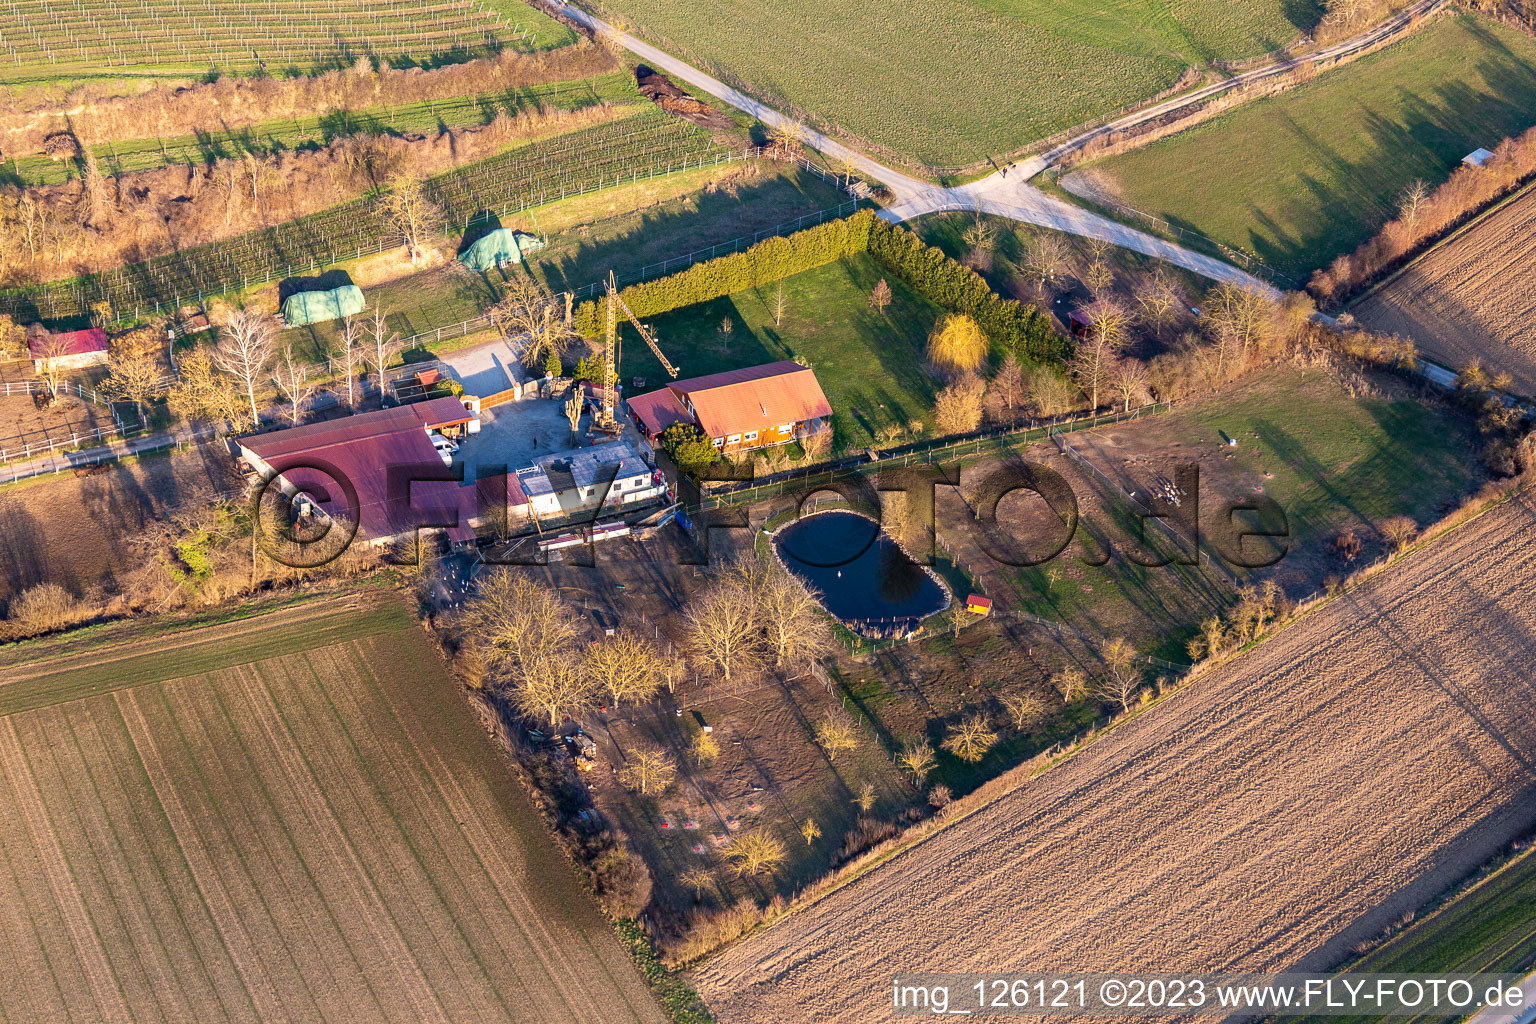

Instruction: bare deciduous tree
[513,658,597,727]
[1134,267,1181,336]
[212,309,277,425]
[490,277,578,369]
[333,314,362,408]
[272,344,315,424]
[756,564,831,667]
[942,713,997,764]
[378,173,441,265]
[618,746,677,795]
[463,570,582,696]
[772,280,788,326]
[103,347,161,423]
[999,692,1049,731]
[725,828,787,877]
[1108,357,1150,412]
[897,739,937,780]
[1052,666,1090,703]
[1023,232,1070,289]
[1379,515,1417,553]
[813,717,859,760]
[868,278,893,313]
[365,306,400,390]
[169,348,249,429]
[682,574,761,680]
[584,629,665,708]
[1083,257,1114,299]
[1095,637,1141,713]
[1201,282,1276,369]
[799,818,822,845]
[1070,298,1130,411]
[933,371,985,435]
[983,354,1028,425]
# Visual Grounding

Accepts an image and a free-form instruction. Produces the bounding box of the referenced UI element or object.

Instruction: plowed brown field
[695,494,1536,1024]
[0,595,663,1024]
[1356,186,1536,396]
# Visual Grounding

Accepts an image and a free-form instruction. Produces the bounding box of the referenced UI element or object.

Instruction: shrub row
[1312,121,1536,303]
[865,216,1069,364]
[574,208,1069,365]
[572,209,876,335]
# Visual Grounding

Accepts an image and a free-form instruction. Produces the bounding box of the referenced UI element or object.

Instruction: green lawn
[1076,12,1536,275]
[617,254,945,451]
[1069,366,1485,594]
[602,0,1315,169]
[4,74,634,186]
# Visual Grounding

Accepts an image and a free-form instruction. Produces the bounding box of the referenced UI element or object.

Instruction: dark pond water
[772,511,949,636]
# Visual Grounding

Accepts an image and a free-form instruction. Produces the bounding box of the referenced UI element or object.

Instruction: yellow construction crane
[598,270,677,428]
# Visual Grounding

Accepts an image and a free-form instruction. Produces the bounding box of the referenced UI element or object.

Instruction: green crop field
[1073,12,1536,277]
[601,0,1317,169]
[0,595,662,1024]
[1287,846,1536,1024]
[615,253,945,450]
[0,0,576,88]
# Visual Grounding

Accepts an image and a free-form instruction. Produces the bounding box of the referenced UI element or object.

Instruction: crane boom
[607,271,678,379]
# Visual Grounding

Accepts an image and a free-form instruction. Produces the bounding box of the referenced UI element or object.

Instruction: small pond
[771,511,950,637]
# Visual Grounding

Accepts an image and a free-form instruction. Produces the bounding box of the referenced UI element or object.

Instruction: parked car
[431,433,459,465]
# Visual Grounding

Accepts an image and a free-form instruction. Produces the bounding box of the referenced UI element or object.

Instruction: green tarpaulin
[281,285,365,326]
[459,229,546,271]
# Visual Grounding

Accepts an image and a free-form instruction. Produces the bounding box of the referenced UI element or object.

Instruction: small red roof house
[1067,308,1098,339]
[965,594,993,615]
[235,396,485,545]
[30,327,108,372]
[627,360,832,453]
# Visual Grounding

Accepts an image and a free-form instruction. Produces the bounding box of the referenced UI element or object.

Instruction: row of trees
[460,558,830,730]
[146,306,404,429]
[1310,122,1536,301]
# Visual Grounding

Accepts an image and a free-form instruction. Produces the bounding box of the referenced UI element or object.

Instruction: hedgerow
[574,209,1068,365]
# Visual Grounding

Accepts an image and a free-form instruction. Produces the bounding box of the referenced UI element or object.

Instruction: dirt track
[695,493,1536,1024]
[1356,187,1536,397]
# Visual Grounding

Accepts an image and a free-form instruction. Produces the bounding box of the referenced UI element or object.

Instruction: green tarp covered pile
[459,228,546,270]
[281,285,366,326]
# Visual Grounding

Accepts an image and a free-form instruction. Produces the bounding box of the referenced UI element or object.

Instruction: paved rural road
[550,1,1276,292]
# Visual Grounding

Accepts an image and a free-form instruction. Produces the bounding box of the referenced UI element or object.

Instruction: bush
[833,814,898,867]
[659,423,717,477]
[867,217,1067,365]
[589,840,654,920]
[6,582,87,634]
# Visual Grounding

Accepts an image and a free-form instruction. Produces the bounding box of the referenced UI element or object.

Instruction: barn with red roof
[627,360,832,454]
[29,327,108,372]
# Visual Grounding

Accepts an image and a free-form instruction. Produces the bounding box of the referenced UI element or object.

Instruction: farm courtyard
[0,595,662,1024]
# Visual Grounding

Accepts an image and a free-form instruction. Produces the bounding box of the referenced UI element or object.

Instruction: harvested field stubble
[1355,184,1536,397]
[0,596,663,1024]
[694,494,1536,1024]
